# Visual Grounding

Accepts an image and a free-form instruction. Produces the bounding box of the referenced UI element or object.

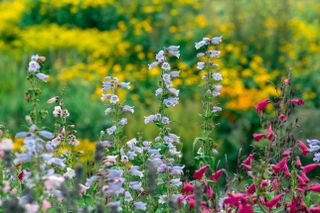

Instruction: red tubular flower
[243,154,254,165]
[239,203,254,213]
[309,207,320,213]
[261,180,269,190]
[18,171,24,181]
[272,157,288,173]
[298,140,310,156]
[206,186,214,199]
[255,99,270,114]
[302,163,320,173]
[291,99,304,105]
[296,157,302,167]
[187,195,195,209]
[210,169,224,182]
[279,113,286,122]
[182,182,194,194]
[270,178,279,192]
[283,164,291,177]
[297,175,308,188]
[201,207,211,213]
[287,197,306,213]
[253,133,266,142]
[308,184,320,193]
[223,193,246,207]
[265,193,284,210]
[243,164,252,171]
[193,165,209,180]
[247,183,256,195]
[267,124,276,141]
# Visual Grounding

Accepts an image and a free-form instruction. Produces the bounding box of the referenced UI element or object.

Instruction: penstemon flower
[193,36,223,164]
[13,55,75,212]
[146,45,184,211]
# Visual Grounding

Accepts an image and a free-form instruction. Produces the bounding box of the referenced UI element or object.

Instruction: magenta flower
[267,124,276,141]
[247,183,256,195]
[279,113,286,122]
[209,169,224,182]
[255,99,270,114]
[272,157,288,173]
[302,163,320,173]
[291,99,304,105]
[308,184,320,193]
[298,140,310,156]
[223,193,246,207]
[243,153,254,165]
[239,202,254,213]
[253,133,266,142]
[265,193,284,210]
[193,165,208,180]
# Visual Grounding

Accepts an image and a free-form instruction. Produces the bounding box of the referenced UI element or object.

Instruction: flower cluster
[194,36,223,162]
[146,46,185,210]
[28,54,48,82]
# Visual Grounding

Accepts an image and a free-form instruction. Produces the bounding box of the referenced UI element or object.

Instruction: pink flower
[296,157,302,167]
[283,164,291,177]
[247,183,256,195]
[265,193,284,210]
[193,165,208,180]
[243,154,254,165]
[272,157,288,173]
[287,197,307,213]
[284,78,290,85]
[298,140,309,156]
[18,171,24,181]
[279,114,286,122]
[309,207,320,213]
[253,133,266,142]
[243,164,252,171]
[239,203,254,213]
[255,99,270,114]
[297,175,308,188]
[291,99,304,105]
[267,124,276,141]
[270,178,279,192]
[308,184,320,193]
[182,182,194,194]
[42,200,52,211]
[302,163,320,173]
[210,169,224,182]
[223,193,246,207]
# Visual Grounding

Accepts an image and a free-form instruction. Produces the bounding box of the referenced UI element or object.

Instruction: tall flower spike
[194,36,223,159]
[89,75,134,211]
[146,46,184,209]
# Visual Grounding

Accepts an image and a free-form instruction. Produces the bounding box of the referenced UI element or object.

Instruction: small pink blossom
[42,200,52,211]
[298,140,309,156]
[279,113,286,122]
[272,157,288,173]
[265,193,284,210]
[193,165,208,180]
[253,133,266,142]
[255,99,270,115]
[210,169,224,182]
[308,184,320,193]
[302,163,320,173]
[291,99,304,105]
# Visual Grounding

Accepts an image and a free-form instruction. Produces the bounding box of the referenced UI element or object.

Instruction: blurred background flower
[0,0,319,171]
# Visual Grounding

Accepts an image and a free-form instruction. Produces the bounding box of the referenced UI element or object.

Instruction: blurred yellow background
[0,0,319,166]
